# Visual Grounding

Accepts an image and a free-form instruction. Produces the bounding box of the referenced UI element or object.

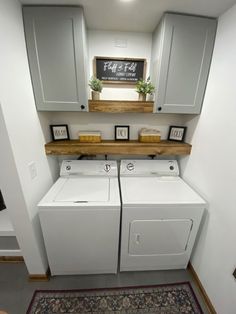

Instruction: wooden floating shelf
[89,100,154,113]
[45,140,192,156]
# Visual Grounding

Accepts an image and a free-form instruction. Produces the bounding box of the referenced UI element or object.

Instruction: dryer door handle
[135,233,141,244]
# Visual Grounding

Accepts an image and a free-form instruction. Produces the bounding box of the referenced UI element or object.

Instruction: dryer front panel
[120,204,204,271]
[128,219,192,255]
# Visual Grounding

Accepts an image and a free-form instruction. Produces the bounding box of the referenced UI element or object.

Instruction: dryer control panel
[120,160,179,176]
[60,160,118,177]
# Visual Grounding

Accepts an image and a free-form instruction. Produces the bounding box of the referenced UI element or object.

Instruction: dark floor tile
[0,262,209,314]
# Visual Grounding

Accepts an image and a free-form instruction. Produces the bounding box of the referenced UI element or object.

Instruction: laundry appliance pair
[38,159,206,275]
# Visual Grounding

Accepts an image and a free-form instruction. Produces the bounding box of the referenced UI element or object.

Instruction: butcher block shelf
[45,140,192,156]
[88,100,154,113]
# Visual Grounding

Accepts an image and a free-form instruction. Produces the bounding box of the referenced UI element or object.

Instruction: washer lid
[53,177,110,202]
[120,177,206,204]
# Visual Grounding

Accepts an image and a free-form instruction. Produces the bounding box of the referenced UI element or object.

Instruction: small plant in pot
[89,76,103,100]
[135,77,155,101]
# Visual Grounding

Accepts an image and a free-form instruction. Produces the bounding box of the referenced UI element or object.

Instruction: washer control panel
[60,160,118,176]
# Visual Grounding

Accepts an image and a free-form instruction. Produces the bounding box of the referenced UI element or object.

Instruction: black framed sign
[115,125,130,141]
[50,124,70,141]
[94,57,146,84]
[168,126,187,142]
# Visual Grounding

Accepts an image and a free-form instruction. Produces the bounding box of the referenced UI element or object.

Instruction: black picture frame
[168,126,187,142]
[50,124,70,141]
[115,125,130,141]
[94,56,146,84]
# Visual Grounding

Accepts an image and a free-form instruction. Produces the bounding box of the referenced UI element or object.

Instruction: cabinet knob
[80,105,85,110]
[157,107,162,111]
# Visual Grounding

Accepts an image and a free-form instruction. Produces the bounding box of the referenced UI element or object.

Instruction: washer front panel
[40,206,120,275]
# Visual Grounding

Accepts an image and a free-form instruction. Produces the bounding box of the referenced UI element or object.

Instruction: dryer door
[129,219,193,255]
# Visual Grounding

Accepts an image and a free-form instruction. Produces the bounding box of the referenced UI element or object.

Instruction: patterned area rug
[27,282,203,314]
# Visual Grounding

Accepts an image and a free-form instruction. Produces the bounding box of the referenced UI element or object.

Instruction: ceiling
[20,0,236,32]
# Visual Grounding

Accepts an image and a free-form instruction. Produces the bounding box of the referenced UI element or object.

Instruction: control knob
[127,163,134,171]
[104,164,111,172]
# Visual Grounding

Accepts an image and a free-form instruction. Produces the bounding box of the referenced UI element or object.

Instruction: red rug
[27,282,203,313]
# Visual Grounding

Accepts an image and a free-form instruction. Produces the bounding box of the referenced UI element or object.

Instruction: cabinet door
[155,14,217,114]
[23,7,88,111]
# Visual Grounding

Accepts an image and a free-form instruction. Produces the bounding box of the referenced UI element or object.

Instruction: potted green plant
[135,77,155,101]
[89,76,103,100]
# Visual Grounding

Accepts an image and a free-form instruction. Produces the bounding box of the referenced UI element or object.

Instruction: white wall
[0,0,57,274]
[88,30,152,100]
[180,4,236,313]
[51,30,185,141]
[50,111,184,141]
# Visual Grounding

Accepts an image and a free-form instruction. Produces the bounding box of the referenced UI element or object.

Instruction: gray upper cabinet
[23,7,88,111]
[151,13,217,114]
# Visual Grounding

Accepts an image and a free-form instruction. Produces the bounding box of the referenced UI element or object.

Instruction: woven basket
[79,135,101,143]
[139,134,161,143]
[139,128,161,143]
[78,131,101,143]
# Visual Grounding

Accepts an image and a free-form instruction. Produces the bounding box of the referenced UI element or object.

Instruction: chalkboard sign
[94,57,146,84]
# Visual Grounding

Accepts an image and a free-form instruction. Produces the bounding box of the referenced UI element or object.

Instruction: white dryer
[119,160,206,271]
[38,160,120,275]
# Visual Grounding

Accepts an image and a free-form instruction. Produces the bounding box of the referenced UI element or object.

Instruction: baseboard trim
[0,256,24,263]
[28,268,50,282]
[188,263,216,314]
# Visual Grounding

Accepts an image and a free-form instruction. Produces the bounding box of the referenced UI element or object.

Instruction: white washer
[38,160,120,275]
[119,160,206,271]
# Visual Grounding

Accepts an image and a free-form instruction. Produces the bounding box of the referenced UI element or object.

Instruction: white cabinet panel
[152,13,217,114]
[23,7,88,111]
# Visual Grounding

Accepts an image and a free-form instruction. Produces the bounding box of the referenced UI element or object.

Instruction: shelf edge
[45,140,191,156]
